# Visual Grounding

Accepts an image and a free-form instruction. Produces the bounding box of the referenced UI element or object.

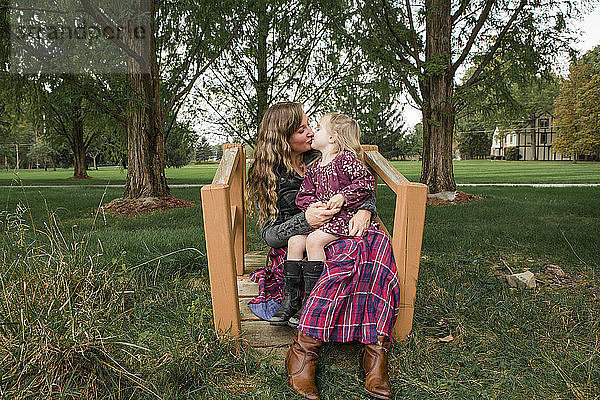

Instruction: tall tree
[193,0,361,144]
[317,0,581,193]
[3,0,238,201]
[553,45,600,159]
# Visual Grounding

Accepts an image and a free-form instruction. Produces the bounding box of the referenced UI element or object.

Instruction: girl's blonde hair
[246,102,304,225]
[322,112,364,163]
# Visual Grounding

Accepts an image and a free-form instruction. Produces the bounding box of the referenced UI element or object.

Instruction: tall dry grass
[0,203,162,399]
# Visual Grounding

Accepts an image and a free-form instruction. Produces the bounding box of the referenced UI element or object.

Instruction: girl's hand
[305,202,338,228]
[327,194,345,210]
[348,209,371,236]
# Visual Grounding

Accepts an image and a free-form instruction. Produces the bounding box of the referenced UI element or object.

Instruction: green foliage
[165,121,197,168]
[193,0,364,144]
[457,62,561,133]
[0,0,9,70]
[334,71,410,159]
[195,135,213,163]
[553,46,600,158]
[27,140,56,168]
[504,146,521,161]
[456,127,492,159]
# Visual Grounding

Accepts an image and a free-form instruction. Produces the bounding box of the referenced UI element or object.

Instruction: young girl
[274,112,375,327]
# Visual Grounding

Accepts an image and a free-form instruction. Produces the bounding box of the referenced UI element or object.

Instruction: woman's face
[288,112,314,155]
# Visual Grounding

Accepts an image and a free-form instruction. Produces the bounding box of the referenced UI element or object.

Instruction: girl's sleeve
[338,152,376,209]
[295,170,319,211]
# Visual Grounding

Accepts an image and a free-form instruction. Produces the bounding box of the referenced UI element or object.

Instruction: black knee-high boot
[270,260,303,325]
[287,261,324,328]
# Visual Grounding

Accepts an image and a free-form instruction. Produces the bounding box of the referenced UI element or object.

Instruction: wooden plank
[228,145,246,276]
[244,252,268,268]
[212,146,239,185]
[392,183,427,341]
[201,184,241,338]
[361,144,379,152]
[391,184,409,341]
[237,276,259,297]
[239,298,260,321]
[241,320,297,347]
[365,151,409,194]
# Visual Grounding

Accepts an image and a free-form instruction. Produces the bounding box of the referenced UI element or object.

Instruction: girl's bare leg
[306,230,338,261]
[287,235,307,260]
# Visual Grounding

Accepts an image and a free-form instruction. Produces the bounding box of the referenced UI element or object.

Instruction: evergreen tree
[553,46,600,159]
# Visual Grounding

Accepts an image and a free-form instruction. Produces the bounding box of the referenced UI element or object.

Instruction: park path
[1,183,599,188]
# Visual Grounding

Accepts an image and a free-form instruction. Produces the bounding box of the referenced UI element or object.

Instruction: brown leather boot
[285,331,323,400]
[361,335,392,399]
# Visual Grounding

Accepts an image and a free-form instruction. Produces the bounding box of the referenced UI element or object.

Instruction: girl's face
[311,116,335,151]
[288,112,314,155]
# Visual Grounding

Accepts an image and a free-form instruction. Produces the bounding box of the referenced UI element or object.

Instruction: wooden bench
[201,144,427,353]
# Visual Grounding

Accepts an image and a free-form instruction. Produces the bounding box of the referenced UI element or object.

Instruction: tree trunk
[255,3,269,136]
[123,0,169,199]
[92,153,98,170]
[530,128,537,161]
[420,0,456,194]
[15,143,19,169]
[72,103,89,178]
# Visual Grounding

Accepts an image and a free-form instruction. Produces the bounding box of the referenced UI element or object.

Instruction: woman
[247,102,400,400]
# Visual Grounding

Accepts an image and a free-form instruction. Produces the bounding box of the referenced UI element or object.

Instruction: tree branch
[451,0,495,74]
[79,0,148,70]
[403,0,422,69]
[165,23,240,114]
[451,0,470,23]
[380,0,422,67]
[459,0,527,91]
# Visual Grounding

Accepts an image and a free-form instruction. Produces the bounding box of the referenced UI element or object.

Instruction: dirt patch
[426,190,483,206]
[536,265,599,299]
[67,176,93,179]
[104,196,196,217]
[491,259,599,300]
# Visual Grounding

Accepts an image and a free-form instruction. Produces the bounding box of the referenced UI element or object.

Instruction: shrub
[504,146,521,161]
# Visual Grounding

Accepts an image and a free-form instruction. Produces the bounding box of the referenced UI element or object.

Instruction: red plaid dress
[249,228,400,344]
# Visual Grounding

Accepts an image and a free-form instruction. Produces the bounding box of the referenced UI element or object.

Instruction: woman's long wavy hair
[247,102,304,225]
[323,112,365,164]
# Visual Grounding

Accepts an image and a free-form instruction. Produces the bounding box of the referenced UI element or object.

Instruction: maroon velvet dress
[295,151,375,237]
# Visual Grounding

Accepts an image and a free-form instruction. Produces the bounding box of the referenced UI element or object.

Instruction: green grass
[2,159,599,186]
[0,164,219,186]
[1,183,599,398]
[390,160,600,184]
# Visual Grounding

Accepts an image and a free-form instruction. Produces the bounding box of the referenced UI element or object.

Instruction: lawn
[1,177,599,398]
[1,159,599,186]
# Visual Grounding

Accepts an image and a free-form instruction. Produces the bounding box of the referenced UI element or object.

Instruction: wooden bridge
[201,144,427,357]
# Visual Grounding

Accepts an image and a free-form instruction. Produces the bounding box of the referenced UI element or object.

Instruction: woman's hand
[348,209,371,236]
[305,202,339,228]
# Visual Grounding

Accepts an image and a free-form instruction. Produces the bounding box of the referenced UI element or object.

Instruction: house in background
[490,111,571,161]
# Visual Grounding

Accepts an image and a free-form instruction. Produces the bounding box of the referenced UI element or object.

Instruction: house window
[541,133,547,144]
[539,118,549,128]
